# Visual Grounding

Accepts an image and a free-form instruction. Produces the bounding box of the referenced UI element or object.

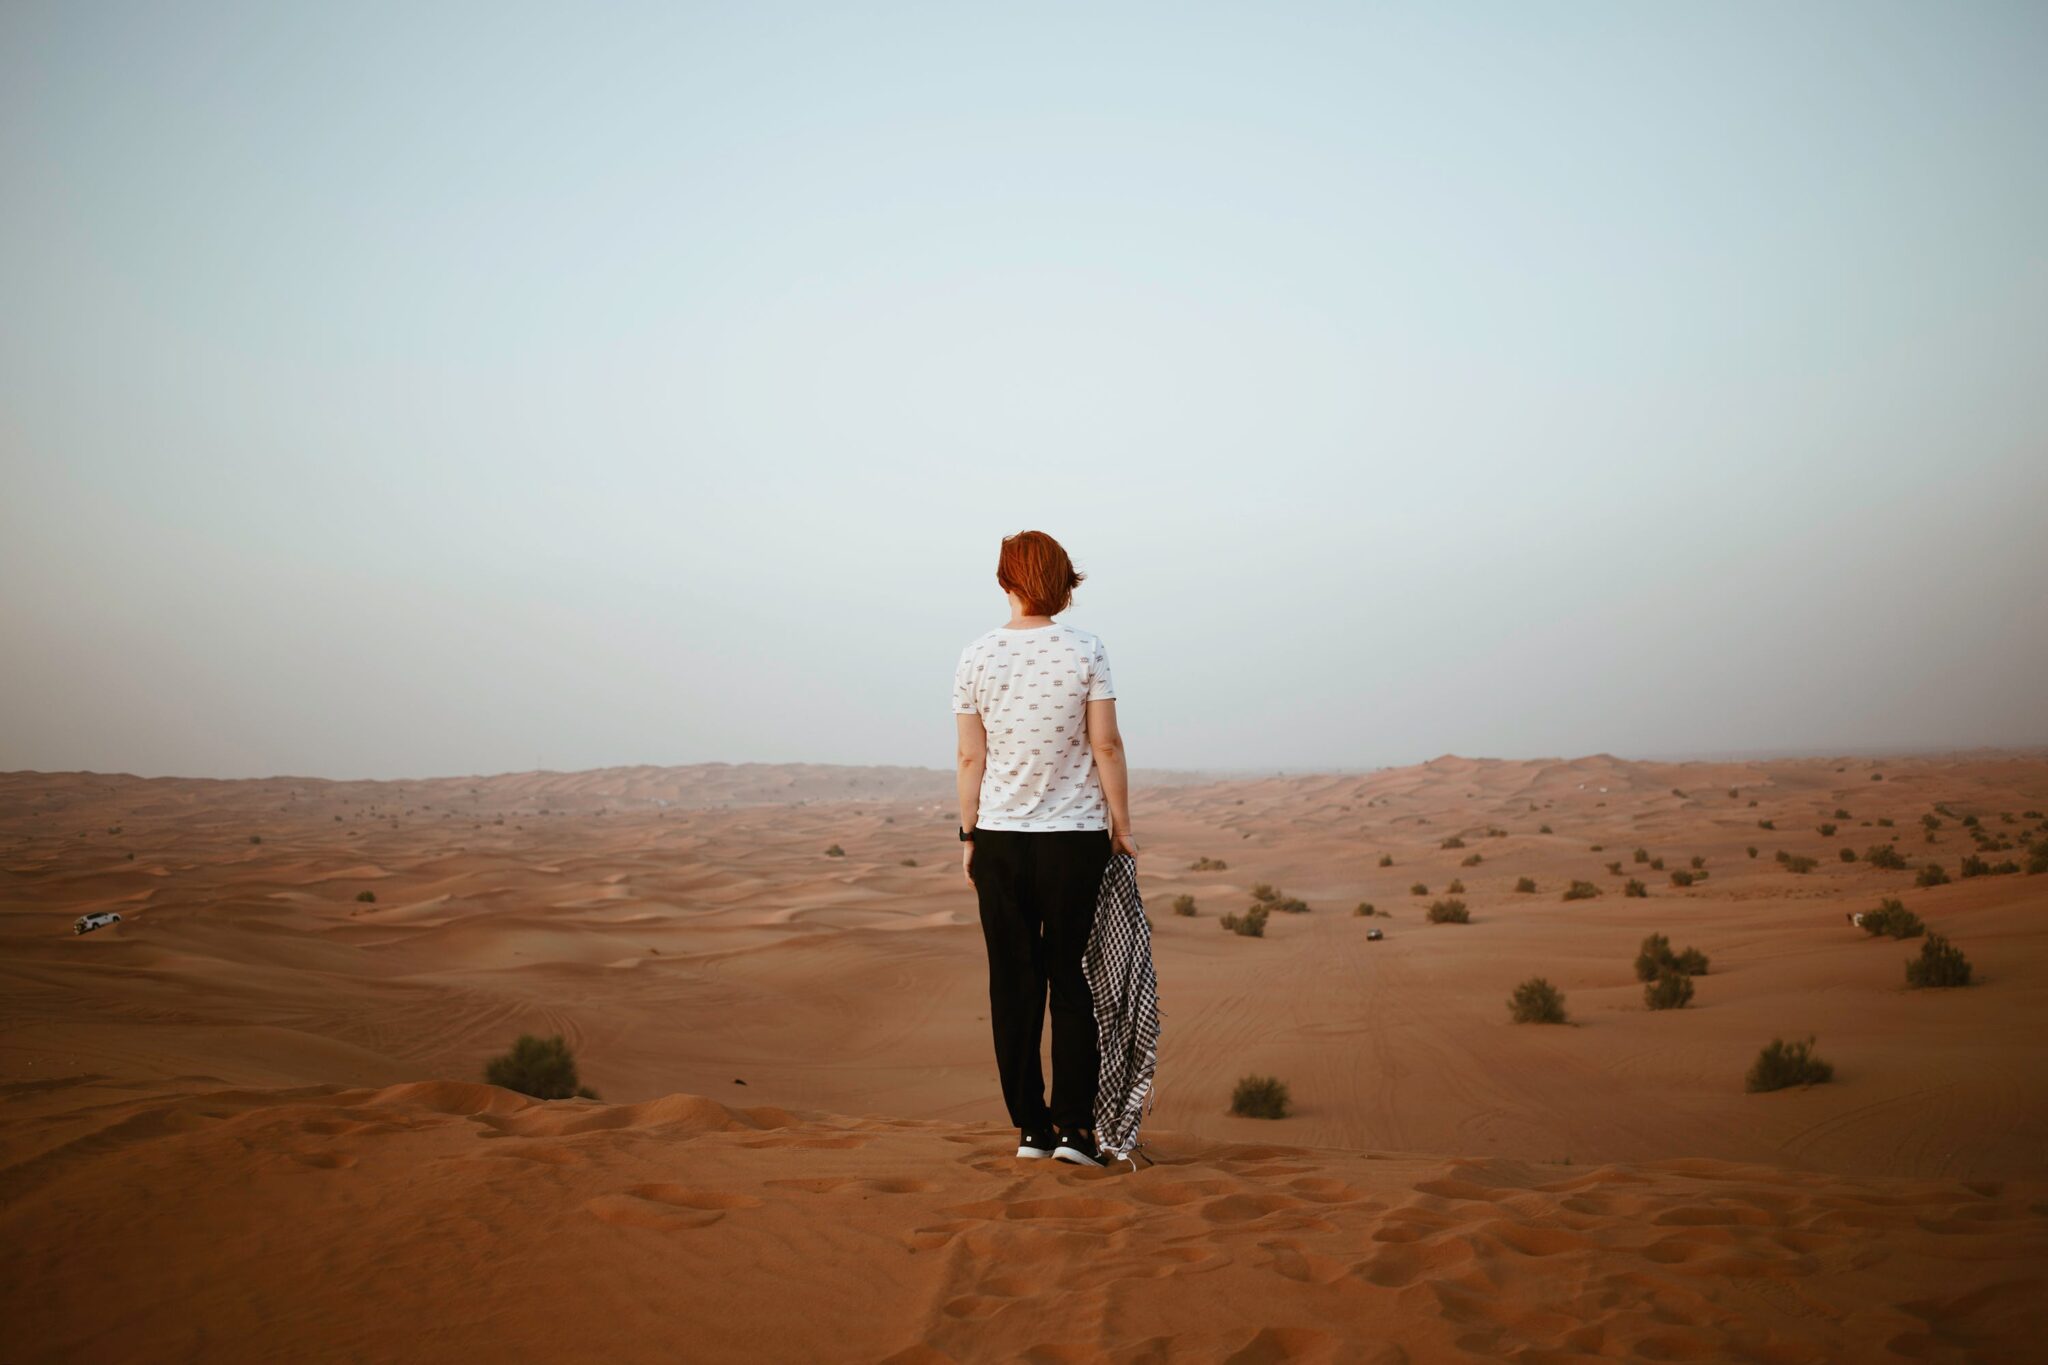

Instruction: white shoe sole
[1053,1146,1104,1167]
[1016,1145,1053,1159]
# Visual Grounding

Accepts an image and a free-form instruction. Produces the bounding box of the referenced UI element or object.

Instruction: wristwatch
[959,825,974,842]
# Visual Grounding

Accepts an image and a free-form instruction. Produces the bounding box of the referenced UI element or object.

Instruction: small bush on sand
[355,890,376,903]
[1863,898,1923,938]
[1746,1037,1832,1092]
[1442,836,1466,849]
[1635,933,1708,980]
[825,844,845,857]
[1922,814,1942,832]
[1220,904,1270,937]
[1605,860,1623,875]
[1747,845,1759,859]
[1191,856,1228,871]
[1427,898,1470,924]
[1633,847,1650,864]
[1508,977,1568,1024]
[1691,855,1706,869]
[1915,863,1951,887]
[1461,852,1483,867]
[485,1034,599,1100]
[1562,880,1599,901]
[1378,853,1394,867]
[1959,854,1989,879]
[1171,894,1198,917]
[1649,856,1665,871]
[1625,878,1647,897]
[1865,844,1907,870]
[1839,847,1857,862]
[1834,808,1851,820]
[1353,902,1376,917]
[1818,823,1837,837]
[1515,876,1536,893]
[1906,933,1972,988]
[1411,882,1429,896]
[1757,819,1774,831]
[1251,882,1277,903]
[250,834,262,845]
[1644,970,1694,1010]
[1775,851,1817,874]
[1230,1074,1291,1119]
[1670,869,1695,887]
[1539,823,1553,834]
[1447,879,1466,894]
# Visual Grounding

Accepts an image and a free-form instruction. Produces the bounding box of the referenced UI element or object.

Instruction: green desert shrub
[355,890,376,903]
[1191,856,1228,871]
[485,1034,598,1100]
[824,843,845,857]
[1649,856,1665,871]
[1562,880,1599,901]
[901,858,918,866]
[250,834,263,844]
[1605,860,1623,875]
[1865,844,1907,870]
[1757,819,1774,831]
[1834,808,1851,820]
[1669,869,1695,887]
[1171,894,1198,917]
[1644,969,1694,1010]
[1906,933,1972,988]
[1633,847,1650,864]
[1690,855,1705,869]
[1410,882,1428,896]
[1673,947,1709,975]
[1839,847,1857,862]
[1251,882,1277,903]
[1775,851,1817,874]
[1958,854,1989,879]
[1922,814,1942,832]
[1461,852,1483,867]
[1378,853,1394,867]
[1230,1074,1291,1119]
[1427,898,1470,924]
[1220,904,1270,937]
[1441,836,1466,849]
[1508,977,1568,1024]
[1818,823,1837,837]
[1860,898,1923,939]
[1353,902,1376,917]
[1745,1036,1832,1092]
[1539,823,1552,834]
[1624,878,1647,897]
[1915,863,1950,887]
[1635,934,1708,981]
[1878,817,1894,828]
[1514,876,1537,893]
[1447,879,1465,894]
[1747,845,1759,859]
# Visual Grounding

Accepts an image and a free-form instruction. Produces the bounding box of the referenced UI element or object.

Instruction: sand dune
[4,752,2047,1360]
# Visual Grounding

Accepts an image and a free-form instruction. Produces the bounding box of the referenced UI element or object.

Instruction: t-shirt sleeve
[952,647,980,715]
[1086,636,1117,701]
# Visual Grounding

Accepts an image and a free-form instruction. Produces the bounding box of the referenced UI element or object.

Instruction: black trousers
[970,826,1113,1132]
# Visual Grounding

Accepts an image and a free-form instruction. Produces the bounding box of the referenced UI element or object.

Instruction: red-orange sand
[5,754,2046,1362]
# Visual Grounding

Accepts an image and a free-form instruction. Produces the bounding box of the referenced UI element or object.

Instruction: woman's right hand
[1112,827,1139,858]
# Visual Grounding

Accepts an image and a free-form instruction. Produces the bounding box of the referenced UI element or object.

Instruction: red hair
[996,530,1086,617]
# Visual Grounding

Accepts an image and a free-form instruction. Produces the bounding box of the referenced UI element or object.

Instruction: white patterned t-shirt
[952,623,1117,832]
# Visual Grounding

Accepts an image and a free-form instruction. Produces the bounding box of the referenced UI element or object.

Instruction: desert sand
[4,753,2046,1362]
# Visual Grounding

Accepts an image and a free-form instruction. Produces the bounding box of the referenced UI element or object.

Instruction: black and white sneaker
[1016,1127,1056,1159]
[1052,1124,1107,1167]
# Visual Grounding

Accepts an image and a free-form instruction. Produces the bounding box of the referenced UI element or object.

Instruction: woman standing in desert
[952,530,1137,1169]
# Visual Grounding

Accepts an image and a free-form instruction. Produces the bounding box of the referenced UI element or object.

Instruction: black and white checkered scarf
[1083,851,1161,1160]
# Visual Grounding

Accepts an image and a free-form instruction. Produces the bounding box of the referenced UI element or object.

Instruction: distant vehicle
[74,911,122,935]
[1366,928,1384,941]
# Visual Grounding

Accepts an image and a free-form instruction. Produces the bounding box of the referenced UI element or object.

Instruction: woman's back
[953,622,1116,832]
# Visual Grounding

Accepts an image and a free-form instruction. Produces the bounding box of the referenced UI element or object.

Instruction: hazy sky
[3,2,2044,780]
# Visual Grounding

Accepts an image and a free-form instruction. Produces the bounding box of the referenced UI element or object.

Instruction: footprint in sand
[586,1184,763,1231]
